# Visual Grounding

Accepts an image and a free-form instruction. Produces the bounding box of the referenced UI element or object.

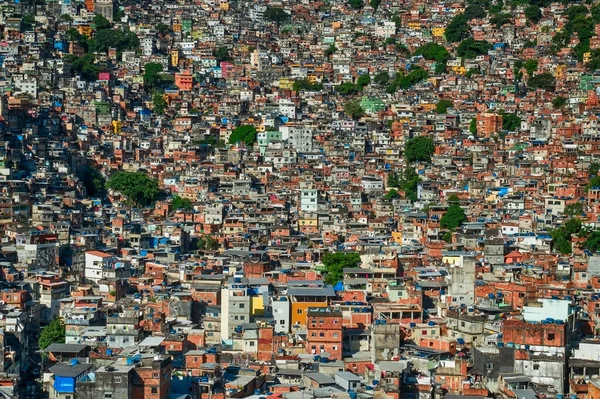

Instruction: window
[319,319,324,323]
[297,309,303,314]
[153,372,159,379]
[320,345,325,350]
[234,316,239,320]
[249,341,255,346]
[422,330,427,335]
[461,321,465,327]
[152,388,158,394]
[319,332,325,337]
[239,303,245,309]
[547,333,555,340]
[333,332,338,338]
[487,362,493,370]
[280,320,285,325]
[533,364,540,371]
[429,342,434,347]
[311,332,316,337]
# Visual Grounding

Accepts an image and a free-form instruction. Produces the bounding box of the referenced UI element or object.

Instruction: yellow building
[555,64,566,79]
[251,296,264,316]
[583,53,592,65]
[219,1,229,10]
[432,27,445,37]
[392,231,402,244]
[78,25,93,37]
[279,78,295,90]
[408,22,422,30]
[171,49,180,67]
[451,65,466,75]
[112,120,122,134]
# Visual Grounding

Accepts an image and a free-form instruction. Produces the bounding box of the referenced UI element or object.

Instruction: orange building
[175,70,193,91]
[476,112,503,136]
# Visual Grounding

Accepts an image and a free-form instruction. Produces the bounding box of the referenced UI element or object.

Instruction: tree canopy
[229,125,258,146]
[348,0,364,9]
[435,99,453,114]
[172,195,193,211]
[356,74,371,90]
[528,72,556,91]
[525,5,542,23]
[79,165,106,197]
[107,171,161,207]
[197,235,219,251]
[143,62,163,88]
[552,96,566,108]
[214,47,231,62]
[152,92,167,115]
[440,204,467,230]
[374,71,390,85]
[89,28,140,53]
[456,38,492,59]
[500,112,521,131]
[405,136,434,163]
[264,7,291,24]
[39,317,65,351]
[551,218,582,254]
[322,252,361,285]
[344,99,365,120]
[413,43,450,62]
[445,13,471,43]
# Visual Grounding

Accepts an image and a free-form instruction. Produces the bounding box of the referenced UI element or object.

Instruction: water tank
[71,359,78,366]
[373,380,380,386]
[428,321,435,326]
[106,349,113,356]
[254,390,261,395]
[410,322,416,328]
[349,391,358,399]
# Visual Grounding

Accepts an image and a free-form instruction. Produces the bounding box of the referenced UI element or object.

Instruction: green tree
[344,99,364,120]
[348,0,364,9]
[172,195,192,211]
[384,189,400,201]
[153,92,167,115]
[387,171,400,187]
[435,99,453,114]
[399,167,421,201]
[445,14,471,42]
[89,28,139,53]
[587,175,600,191]
[456,38,492,58]
[551,218,582,254]
[356,74,371,90]
[447,194,460,204]
[414,42,450,62]
[585,231,600,253]
[39,317,65,350]
[156,23,170,35]
[293,79,323,91]
[107,171,161,207]
[501,112,521,131]
[337,82,359,95]
[229,125,258,146]
[20,14,35,32]
[93,14,111,30]
[552,96,566,108]
[469,118,477,134]
[325,44,337,57]
[525,5,542,23]
[214,47,231,62]
[66,54,104,81]
[440,204,467,230]
[589,162,600,177]
[374,71,390,85]
[490,13,512,28]
[442,231,453,243]
[564,202,584,217]
[143,62,164,89]
[322,252,361,284]
[405,136,434,162]
[464,4,486,19]
[264,7,291,24]
[524,59,538,76]
[59,13,73,23]
[79,165,106,197]
[197,236,206,250]
[528,72,556,91]
[370,0,381,9]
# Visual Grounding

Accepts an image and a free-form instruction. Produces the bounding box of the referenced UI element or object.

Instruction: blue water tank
[106,349,113,356]
[373,380,379,386]
[428,321,436,326]
[410,322,416,327]
[254,390,261,395]
[349,391,358,399]
[71,359,78,365]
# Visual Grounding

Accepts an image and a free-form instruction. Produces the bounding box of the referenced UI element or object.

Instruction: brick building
[306,308,343,360]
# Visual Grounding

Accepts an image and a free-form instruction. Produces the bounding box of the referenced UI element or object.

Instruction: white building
[84,251,114,285]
